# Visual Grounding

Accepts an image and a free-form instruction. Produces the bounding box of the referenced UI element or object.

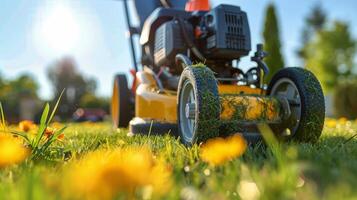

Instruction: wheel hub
[185,103,196,119]
[270,78,302,136]
[179,80,196,142]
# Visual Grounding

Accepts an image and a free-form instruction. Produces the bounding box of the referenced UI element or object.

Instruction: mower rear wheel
[177,66,220,145]
[267,67,325,142]
[111,74,133,128]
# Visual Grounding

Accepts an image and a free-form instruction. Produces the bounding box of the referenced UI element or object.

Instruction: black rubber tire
[267,67,325,142]
[177,66,221,145]
[111,74,133,128]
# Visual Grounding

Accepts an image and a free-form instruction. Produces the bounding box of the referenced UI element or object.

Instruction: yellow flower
[0,134,29,168]
[63,147,172,200]
[44,127,65,140]
[200,134,247,166]
[44,127,56,139]
[325,119,337,128]
[338,117,348,124]
[149,158,172,195]
[19,120,36,132]
[50,122,63,129]
[57,133,65,140]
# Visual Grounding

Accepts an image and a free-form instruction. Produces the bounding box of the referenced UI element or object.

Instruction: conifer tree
[262,3,285,82]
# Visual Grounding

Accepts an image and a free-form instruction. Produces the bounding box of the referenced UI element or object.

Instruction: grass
[0,119,357,200]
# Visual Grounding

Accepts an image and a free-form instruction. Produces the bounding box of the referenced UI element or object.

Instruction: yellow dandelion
[200,134,247,166]
[50,122,63,129]
[338,117,348,124]
[103,147,154,190]
[63,147,172,200]
[325,119,337,128]
[148,159,172,195]
[18,120,36,132]
[0,135,29,168]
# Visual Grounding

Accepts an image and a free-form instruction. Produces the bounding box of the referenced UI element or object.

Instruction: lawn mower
[111,0,325,145]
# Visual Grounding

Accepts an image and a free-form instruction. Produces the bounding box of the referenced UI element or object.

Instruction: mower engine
[154,5,250,70]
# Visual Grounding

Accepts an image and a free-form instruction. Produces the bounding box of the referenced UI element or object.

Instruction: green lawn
[0,119,357,200]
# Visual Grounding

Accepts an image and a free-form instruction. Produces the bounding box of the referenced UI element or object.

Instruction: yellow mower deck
[130,70,283,135]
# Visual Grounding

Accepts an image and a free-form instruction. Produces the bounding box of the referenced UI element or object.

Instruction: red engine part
[185,0,210,12]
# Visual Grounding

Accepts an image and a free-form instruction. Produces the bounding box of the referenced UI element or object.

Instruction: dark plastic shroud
[141,4,251,68]
[202,4,251,59]
[154,20,193,66]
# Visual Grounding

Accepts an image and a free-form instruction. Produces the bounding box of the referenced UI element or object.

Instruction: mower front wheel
[177,66,221,146]
[267,67,325,142]
[111,74,133,128]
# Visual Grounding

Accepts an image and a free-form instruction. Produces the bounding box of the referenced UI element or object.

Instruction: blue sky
[0,0,356,99]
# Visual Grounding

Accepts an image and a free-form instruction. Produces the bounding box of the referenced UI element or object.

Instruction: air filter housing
[203,4,251,59]
[154,21,192,67]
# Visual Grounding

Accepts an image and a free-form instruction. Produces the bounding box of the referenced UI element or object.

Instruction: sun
[33,1,81,56]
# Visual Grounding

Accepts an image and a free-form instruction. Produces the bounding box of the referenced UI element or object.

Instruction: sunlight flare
[32,1,87,57]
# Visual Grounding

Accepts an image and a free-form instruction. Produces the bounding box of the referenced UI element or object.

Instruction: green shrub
[79,93,109,112]
[333,78,357,119]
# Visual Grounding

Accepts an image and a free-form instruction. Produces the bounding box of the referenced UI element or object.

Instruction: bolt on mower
[111,0,325,145]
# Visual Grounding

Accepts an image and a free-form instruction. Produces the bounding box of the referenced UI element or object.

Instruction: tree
[303,21,356,92]
[333,79,357,118]
[47,57,97,119]
[0,74,40,122]
[79,93,110,113]
[0,71,4,87]
[9,74,39,98]
[262,3,285,82]
[306,5,326,31]
[298,5,327,58]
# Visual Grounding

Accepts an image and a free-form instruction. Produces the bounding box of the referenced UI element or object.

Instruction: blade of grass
[40,103,50,125]
[257,123,284,165]
[10,131,32,144]
[35,103,50,147]
[0,102,6,131]
[48,89,64,125]
[331,133,357,152]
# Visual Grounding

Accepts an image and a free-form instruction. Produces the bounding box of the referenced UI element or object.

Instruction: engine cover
[154,20,192,67]
[202,4,251,59]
